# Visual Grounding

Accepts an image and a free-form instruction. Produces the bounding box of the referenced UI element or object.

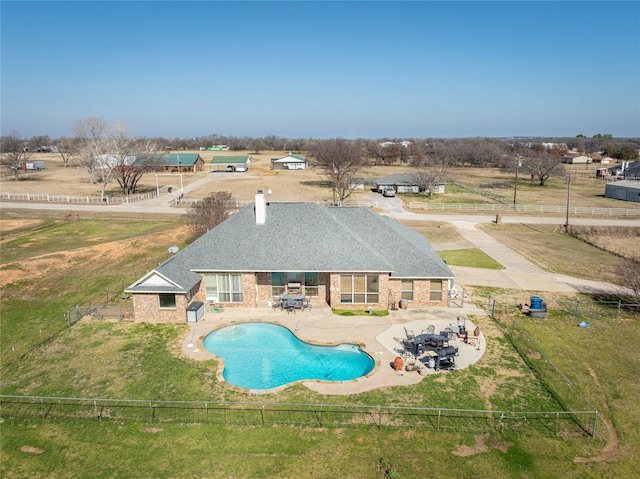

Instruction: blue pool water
[202,322,375,390]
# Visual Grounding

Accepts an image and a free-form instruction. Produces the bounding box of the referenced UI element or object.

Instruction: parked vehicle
[381,186,396,197]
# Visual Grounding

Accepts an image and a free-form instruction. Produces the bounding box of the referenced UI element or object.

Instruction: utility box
[186,301,205,323]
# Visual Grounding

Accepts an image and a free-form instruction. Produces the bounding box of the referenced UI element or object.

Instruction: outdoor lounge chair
[404,327,415,340]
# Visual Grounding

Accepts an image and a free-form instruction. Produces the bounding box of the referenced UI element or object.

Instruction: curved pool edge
[196,320,381,395]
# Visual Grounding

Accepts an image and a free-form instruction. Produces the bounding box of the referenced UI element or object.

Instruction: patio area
[182,301,487,395]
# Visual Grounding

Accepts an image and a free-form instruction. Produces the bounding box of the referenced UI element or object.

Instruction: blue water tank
[530,296,543,310]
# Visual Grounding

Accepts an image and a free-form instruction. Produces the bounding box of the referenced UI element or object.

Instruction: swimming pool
[202,322,375,390]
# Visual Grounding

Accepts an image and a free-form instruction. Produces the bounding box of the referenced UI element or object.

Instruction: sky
[1,1,639,139]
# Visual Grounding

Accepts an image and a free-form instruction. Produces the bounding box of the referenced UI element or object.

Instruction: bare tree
[113,139,163,195]
[412,155,453,198]
[73,116,110,185]
[522,152,563,186]
[309,138,368,205]
[0,132,31,180]
[619,260,640,298]
[185,191,235,240]
[56,137,77,167]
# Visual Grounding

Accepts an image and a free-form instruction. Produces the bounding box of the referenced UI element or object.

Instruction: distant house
[270,152,308,170]
[374,173,444,195]
[562,155,591,164]
[604,180,640,203]
[607,161,640,179]
[124,192,454,322]
[160,154,204,173]
[210,155,251,172]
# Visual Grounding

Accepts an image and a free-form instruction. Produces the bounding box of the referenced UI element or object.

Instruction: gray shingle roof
[127,203,453,293]
[375,173,420,186]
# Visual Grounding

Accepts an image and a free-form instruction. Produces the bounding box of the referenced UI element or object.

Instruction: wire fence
[486,295,640,321]
[0,395,594,437]
[487,296,598,437]
[0,304,132,369]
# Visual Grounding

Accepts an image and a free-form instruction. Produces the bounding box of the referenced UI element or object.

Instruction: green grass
[478,223,628,284]
[0,219,185,348]
[438,248,505,269]
[331,308,389,317]
[2,219,639,478]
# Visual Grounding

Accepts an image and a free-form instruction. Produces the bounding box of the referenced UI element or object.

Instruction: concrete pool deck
[182,301,487,395]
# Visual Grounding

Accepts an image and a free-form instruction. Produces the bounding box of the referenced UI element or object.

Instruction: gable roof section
[271,153,307,163]
[210,156,250,165]
[137,203,453,293]
[125,258,201,294]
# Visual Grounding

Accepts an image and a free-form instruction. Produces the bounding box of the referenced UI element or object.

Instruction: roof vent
[255,190,266,225]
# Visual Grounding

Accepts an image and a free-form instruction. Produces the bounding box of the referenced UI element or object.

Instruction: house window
[159,293,176,309]
[430,280,443,302]
[340,274,379,304]
[272,272,312,296]
[205,274,243,303]
[271,272,285,296]
[304,272,318,297]
[401,279,414,301]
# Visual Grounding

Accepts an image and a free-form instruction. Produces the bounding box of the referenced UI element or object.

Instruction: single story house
[375,173,444,195]
[210,155,251,172]
[607,161,640,179]
[160,154,205,173]
[125,192,455,322]
[270,153,308,170]
[562,155,591,164]
[604,180,640,203]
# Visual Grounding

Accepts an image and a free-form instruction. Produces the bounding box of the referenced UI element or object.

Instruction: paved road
[3,190,638,295]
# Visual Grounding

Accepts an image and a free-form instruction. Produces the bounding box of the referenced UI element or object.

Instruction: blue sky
[2,1,639,139]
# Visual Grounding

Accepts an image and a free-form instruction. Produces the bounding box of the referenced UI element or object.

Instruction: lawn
[477,223,630,284]
[2,218,638,478]
[438,248,504,269]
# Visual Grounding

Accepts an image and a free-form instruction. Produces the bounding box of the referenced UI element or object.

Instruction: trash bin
[530,296,543,310]
[399,299,409,310]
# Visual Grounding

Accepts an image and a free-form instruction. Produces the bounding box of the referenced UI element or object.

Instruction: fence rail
[487,296,598,436]
[0,395,594,437]
[408,202,640,216]
[0,191,157,204]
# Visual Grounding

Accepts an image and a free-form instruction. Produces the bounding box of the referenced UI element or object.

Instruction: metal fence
[0,395,594,437]
[408,201,640,217]
[0,191,158,204]
[487,295,640,321]
[487,296,598,437]
[0,305,132,369]
[0,311,80,368]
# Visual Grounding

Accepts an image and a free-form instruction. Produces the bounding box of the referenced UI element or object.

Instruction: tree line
[2,117,639,200]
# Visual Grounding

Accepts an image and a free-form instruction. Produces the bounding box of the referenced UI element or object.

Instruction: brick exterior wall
[132,293,191,323]
[131,273,449,322]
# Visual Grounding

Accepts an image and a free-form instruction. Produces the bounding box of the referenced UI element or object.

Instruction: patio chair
[425,325,435,335]
[271,296,283,311]
[302,297,312,311]
[404,327,415,340]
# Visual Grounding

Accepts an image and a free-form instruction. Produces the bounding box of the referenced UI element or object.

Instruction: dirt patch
[139,427,163,433]
[20,445,44,454]
[452,434,513,457]
[0,225,190,290]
